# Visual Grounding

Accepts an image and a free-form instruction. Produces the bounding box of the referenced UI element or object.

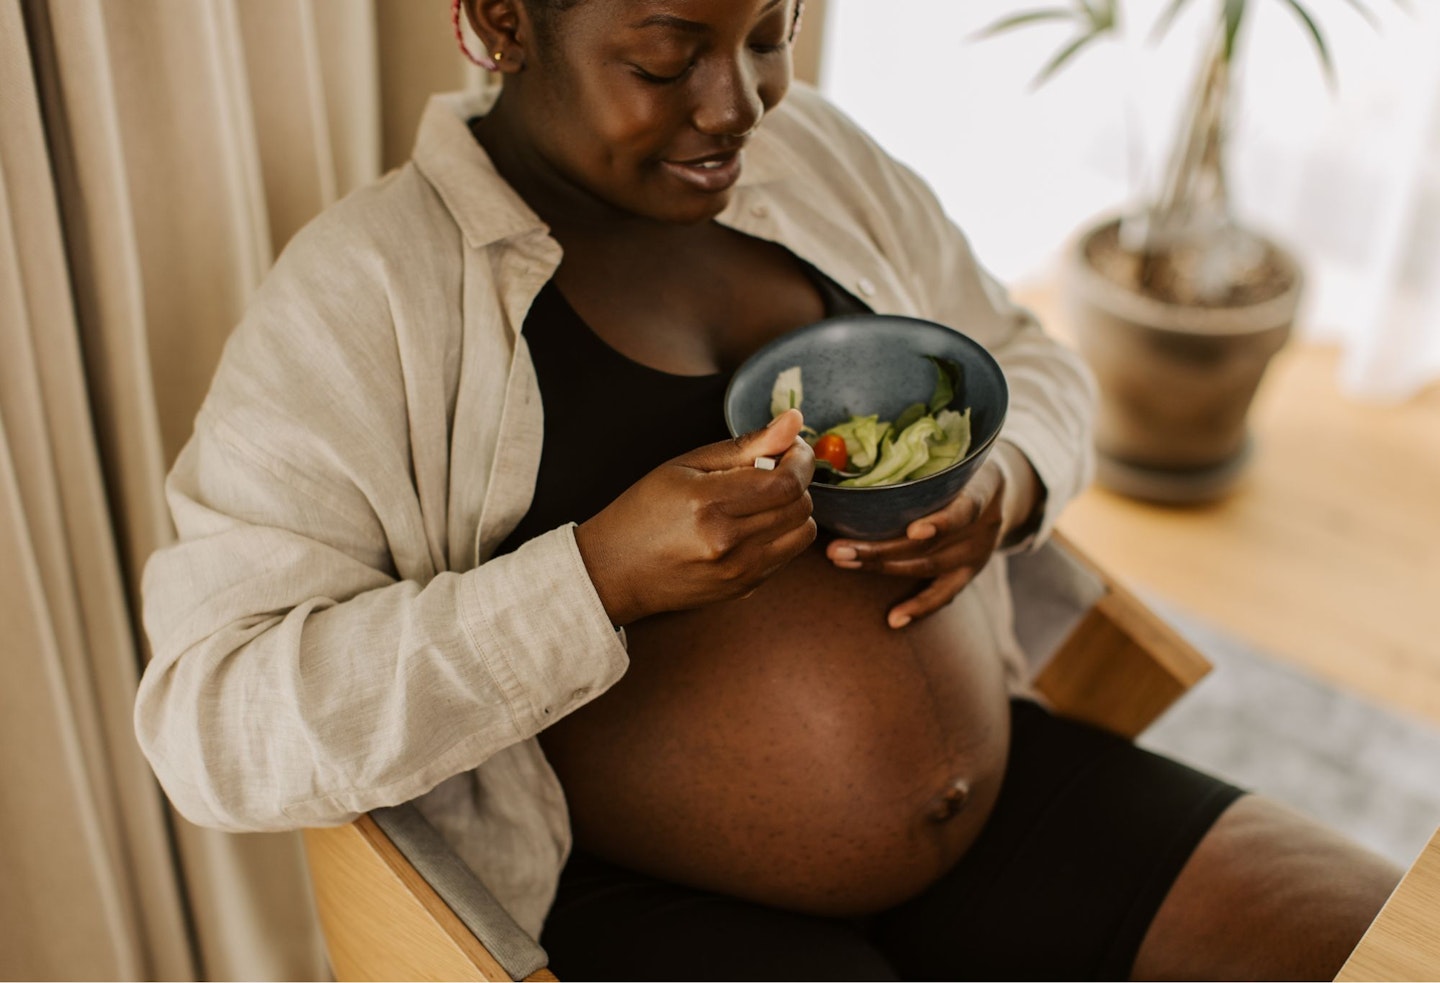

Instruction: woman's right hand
[575,409,817,626]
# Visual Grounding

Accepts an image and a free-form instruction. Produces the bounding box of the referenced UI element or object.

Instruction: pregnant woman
[135,0,1399,978]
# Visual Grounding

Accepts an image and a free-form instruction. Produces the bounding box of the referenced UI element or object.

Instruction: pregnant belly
[538,547,1012,916]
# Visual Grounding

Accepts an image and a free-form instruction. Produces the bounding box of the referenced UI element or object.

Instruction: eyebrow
[632,0,784,35]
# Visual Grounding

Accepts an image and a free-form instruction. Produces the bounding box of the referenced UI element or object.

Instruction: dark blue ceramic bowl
[725,314,1009,541]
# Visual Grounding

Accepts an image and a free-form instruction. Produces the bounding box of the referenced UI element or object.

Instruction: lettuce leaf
[821,414,887,470]
[840,416,944,487]
[769,366,803,418]
[906,408,972,479]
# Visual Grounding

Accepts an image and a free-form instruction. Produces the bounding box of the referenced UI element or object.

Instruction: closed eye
[632,62,695,84]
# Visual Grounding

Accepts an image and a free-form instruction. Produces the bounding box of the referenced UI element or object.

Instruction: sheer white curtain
[1,0,474,978]
[819,0,1440,402]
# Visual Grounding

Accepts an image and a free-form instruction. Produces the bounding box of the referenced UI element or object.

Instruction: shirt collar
[411,88,796,250]
[411,88,547,249]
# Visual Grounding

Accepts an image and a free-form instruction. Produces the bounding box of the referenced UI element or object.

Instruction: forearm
[982,299,1096,541]
[137,525,626,830]
[992,440,1045,549]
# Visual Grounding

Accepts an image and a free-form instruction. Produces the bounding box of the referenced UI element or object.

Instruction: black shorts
[540,698,1245,981]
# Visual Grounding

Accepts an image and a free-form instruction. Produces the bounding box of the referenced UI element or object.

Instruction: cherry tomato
[813,433,848,471]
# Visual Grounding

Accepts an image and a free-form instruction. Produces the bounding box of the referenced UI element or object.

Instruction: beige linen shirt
[136,84,1095,939]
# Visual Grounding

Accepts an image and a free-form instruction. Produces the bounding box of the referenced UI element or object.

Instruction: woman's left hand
[824,444,1041,629]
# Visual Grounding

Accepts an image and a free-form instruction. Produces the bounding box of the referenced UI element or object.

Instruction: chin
[652,190,735,226]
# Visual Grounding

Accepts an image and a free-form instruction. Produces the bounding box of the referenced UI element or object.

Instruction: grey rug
[1136,596,1440,870]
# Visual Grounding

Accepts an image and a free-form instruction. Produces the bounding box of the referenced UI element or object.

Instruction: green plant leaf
[1089,0,1121,31]
[1033,28,1107,86]
[1223,0,1248,61]
[973,0,1119,87]
[971,7,1078,40]
[1276,0,1336,84]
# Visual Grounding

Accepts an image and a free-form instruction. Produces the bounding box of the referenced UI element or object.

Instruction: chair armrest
[1335,824,1440,981]
[1006,534,1106,672]
[371,805,551,979]
[304,804,553,981]
[1012,532,1213,739]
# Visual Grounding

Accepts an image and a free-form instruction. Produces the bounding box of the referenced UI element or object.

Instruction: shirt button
[571,687,591,701]
[750,204,769,219]
[857,277,876,297]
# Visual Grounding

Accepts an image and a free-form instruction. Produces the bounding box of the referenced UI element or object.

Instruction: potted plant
[980,0,1379,502]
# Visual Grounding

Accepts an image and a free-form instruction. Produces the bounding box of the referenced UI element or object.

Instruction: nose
[692,56,765,139]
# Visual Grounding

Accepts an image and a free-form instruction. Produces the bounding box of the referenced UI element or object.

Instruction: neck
[472,90,665,240]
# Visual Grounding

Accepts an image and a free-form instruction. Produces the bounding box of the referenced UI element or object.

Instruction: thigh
[1132,794,1402,981]
[540,850,899,982]
[870,700,1243,981]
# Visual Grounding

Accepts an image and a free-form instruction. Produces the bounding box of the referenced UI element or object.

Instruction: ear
[464,0,533,73]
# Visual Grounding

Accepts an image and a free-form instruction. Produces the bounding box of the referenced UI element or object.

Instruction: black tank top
[493,263,870,557]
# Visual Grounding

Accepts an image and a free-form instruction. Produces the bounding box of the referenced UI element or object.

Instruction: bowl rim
[723,313,1010,494]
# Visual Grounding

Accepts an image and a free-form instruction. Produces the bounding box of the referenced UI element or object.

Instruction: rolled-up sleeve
[135,230,626,832]
[139,516,624,831]
[958,260,1097,546]
[137,424,626,831]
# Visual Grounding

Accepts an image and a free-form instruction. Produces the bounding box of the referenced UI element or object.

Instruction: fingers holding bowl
[823,477,993,571]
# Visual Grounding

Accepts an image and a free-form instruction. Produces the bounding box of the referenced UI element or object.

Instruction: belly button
[926,778,972,823]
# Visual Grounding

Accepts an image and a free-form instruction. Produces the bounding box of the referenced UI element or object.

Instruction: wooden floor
[1015,287,1440,727]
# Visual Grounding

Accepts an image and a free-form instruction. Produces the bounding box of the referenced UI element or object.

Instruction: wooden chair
[302,534,1440,981]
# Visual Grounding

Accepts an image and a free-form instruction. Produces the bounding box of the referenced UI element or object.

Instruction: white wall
[818,0,1440,399]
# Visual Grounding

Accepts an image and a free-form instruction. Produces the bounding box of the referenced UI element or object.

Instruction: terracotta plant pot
[1062,217,1303,503]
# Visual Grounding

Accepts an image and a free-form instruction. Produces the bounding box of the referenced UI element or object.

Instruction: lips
[660,149,744,193]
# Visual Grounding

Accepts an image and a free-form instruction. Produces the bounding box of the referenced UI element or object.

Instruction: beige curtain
[1,0,473,978]
[1,1,827,976]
